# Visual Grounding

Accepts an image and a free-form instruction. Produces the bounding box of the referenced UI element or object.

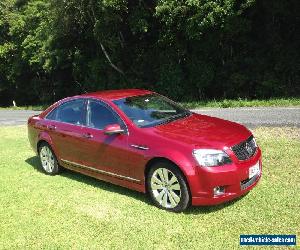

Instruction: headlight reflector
[193,149,232,167]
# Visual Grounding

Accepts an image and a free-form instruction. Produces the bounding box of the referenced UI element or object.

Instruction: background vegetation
[0,126,299,248]
[0,0,299,106]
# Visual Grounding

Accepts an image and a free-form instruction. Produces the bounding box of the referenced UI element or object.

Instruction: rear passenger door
[45,98,87,164]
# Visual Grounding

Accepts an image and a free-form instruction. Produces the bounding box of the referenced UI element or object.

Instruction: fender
[37,131,60,160]
[145,147,197,178]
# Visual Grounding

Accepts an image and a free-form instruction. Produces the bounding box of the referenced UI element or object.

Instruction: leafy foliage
[0,0,299,106]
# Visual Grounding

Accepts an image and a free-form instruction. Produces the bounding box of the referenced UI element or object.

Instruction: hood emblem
[245,142,253,155]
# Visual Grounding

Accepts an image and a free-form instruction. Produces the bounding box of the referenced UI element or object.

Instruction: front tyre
[147,162,190,212]
[38,142,60,175]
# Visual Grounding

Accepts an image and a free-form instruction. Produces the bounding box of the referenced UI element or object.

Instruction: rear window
[46,99,86,125]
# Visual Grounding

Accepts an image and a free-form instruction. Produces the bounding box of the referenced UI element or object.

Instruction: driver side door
[79,99,130,177]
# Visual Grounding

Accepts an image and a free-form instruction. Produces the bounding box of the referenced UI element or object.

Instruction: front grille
[231,135,257,160]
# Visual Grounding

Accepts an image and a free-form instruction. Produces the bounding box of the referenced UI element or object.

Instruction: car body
[28,89,262,212]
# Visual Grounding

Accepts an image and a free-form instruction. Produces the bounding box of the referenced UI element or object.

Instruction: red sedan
[28,89,262,212]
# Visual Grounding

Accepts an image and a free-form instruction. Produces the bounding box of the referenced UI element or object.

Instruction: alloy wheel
[150,168,181,208]
[39,146,55,173]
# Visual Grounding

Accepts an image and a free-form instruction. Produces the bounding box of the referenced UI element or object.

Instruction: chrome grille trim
[231,135,257,161]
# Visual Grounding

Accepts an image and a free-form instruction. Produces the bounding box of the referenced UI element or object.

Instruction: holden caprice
[28,89,262,212]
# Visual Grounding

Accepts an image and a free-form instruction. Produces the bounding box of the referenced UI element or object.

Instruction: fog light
[213,186,225,196]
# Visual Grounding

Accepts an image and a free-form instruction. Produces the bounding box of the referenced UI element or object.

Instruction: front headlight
[193,149,232,167]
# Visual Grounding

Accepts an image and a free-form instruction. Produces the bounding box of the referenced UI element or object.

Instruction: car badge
[245,142,253,154]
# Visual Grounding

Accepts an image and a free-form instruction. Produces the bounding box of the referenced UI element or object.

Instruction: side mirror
[104,124,124,135]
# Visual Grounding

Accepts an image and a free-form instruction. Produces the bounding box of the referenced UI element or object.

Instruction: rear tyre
[147,161,190,212]
[38,142,60,175]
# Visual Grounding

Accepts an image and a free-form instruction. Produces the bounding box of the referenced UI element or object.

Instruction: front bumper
[190,148,262,206]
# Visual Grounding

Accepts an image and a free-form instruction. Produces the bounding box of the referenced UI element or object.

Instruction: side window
[46,108,58,120]
[54,99,86,125]
[88,100,120,129]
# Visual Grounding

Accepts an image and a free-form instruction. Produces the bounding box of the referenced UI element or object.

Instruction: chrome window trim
[61,159,141,183]
[44,97,129,135]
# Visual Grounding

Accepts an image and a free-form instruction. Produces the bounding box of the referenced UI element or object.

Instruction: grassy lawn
[181,97,300,109]
[0,126,299,249]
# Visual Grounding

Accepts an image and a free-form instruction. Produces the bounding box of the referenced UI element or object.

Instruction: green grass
[0,126,299,249]
[181,97,300,109]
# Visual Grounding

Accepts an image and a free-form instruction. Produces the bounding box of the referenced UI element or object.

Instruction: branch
[119,31,125,48]
[99,42,124,75]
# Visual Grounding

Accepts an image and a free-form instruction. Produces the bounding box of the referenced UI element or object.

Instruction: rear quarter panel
[27,115,41,154]
[27,115,58,157]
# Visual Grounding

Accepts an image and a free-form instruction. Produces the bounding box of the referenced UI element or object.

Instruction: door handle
[47,125,56,130]
[130,144,149,150]
[82,133,93,139]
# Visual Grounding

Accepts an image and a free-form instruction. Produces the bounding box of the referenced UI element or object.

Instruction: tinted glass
[46,108,58,120]
[51,99,85,125]
[88,101,120,129]
[113,94,190,128]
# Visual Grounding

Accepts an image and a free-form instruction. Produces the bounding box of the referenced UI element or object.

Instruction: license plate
[249,161,260,179]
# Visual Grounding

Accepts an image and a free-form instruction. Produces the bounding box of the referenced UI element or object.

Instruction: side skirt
[59,159,146,193]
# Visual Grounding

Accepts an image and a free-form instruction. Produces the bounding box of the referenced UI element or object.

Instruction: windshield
[113,94,191,128]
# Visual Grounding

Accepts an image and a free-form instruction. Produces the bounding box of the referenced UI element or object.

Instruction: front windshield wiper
[154,111,191,127]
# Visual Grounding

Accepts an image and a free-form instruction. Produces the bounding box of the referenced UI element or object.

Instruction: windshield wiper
[154,112,191,126]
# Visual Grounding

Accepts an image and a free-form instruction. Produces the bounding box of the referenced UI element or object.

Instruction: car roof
[79,89,153,101]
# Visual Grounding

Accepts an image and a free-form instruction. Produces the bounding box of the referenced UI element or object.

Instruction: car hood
[152,113,251,149]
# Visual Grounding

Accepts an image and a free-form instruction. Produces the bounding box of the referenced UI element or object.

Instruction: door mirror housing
[104,124,124,135]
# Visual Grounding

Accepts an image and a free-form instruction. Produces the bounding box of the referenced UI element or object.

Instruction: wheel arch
[145,157,173,176]
[144,157,192,195]
[36,132,59,159]
[37,139,49,153]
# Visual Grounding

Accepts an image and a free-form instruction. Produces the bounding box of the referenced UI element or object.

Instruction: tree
[0,0,299,106]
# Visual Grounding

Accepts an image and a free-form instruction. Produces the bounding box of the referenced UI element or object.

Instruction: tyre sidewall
[38,142,60,175]
[147,161,190,212]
